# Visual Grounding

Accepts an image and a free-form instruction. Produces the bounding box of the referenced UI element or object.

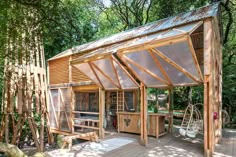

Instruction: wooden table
[117,112,166,138]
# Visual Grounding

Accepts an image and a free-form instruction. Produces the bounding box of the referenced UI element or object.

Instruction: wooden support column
[204,19,214,157]
[168,89,173,133]
[99,88,105,139]
[140,84,147,145]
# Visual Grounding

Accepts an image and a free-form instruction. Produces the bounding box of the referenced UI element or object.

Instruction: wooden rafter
[151,48,202,83]
[88,62,105,89]
[122,55,169,85]
[112,55,139,87]
[148,49,173,86]
[91,62,121,89]
[173,28,186,33]
[109,56,122,88]
[189,21,203,35]
[118,35,187,54]
[117,53,147,87]
[187,36,203,81]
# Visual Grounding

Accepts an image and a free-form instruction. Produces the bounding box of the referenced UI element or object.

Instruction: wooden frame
[151,48,202,83]
[47,7,222,157]
[140,84,147,145]
[91,62,121,89]
[121,55,169,85]
[148,49,173,86]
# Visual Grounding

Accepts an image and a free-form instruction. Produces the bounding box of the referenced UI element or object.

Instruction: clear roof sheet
[113,60,137,89]
[72,21,202,63]
[93,66,118,89]
[73,63,99,84]
[127,61,165,87]
[154,53,196,85]
[126,50,165,80]
[72,21,203,89]
[155,41,199,78]
[93,58,118,84]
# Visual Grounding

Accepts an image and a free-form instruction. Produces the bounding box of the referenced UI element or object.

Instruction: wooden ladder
[117,91,124,112]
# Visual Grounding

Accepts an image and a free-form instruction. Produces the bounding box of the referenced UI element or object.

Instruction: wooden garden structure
[47,3,222,157]
[0,4,54,152]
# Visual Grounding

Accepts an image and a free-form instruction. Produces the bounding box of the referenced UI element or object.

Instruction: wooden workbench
[117,112,166,138]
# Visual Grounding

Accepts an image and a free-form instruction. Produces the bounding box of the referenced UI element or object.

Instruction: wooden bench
[61,131,99,150]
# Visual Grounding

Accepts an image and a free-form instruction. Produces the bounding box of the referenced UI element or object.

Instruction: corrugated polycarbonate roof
[71,21,202,63]
[48,2,219,61]
[72,21,203,89]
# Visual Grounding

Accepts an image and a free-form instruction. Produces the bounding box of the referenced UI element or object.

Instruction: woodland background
[0,0,235,141]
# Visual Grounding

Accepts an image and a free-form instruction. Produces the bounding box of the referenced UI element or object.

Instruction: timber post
[140,83,148,145]
[99,88,105,139]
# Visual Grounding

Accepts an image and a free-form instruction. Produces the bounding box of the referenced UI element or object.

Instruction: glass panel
[127,62,165,87]
[73,63,99,84]
[154,53,195,85]
[60,112,70,131]
[94,66,118,89]
[60,88,71,131]
[113,61,137,89]
[155,41,199,79]
[49,89,58,129]
[126,50,165,80]
[93,58,119,84]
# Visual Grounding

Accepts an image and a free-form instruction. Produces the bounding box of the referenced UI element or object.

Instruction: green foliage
[0,0,236,145]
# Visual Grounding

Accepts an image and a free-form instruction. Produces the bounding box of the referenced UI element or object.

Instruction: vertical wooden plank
[168,89,173,133]
[204,19,214,157]
[140,84,148,145]
[40,113,44,151]
[71,87,75,133]
[140,85,143,143]
[156,116,159,138]
[99,88,105,138]
[69,56,72,83]
[28,117,40,150]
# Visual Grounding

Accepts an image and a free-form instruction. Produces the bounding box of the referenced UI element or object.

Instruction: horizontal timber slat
[73,124,99,130]
[72,111,99,115]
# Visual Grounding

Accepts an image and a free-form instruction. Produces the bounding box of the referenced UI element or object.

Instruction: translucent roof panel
[154,53,196,85]
[126,50,165,80]
[93,58,118,84]
[174,22,201,33]
[93,66,118,89]
[160,30,183,39]
[73,63,99,84]
[113,60,137,89]
[155,41,199,79]
[126,61,165,87]
[71,22,202,64]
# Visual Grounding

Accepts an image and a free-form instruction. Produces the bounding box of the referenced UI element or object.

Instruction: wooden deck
[45,129,236,157]
[214,129,236,157]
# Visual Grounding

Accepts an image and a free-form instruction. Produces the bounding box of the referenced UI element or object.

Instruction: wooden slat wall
[49,57,69,84]
[72,66,92,83]
[48,56,93,85]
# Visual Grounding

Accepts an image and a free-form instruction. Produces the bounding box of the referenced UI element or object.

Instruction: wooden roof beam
[187,36,204,81]
[151,48,202,84]
[91,62,121,89]
[148,49,173,87]
[88,62,105,89]
[121,55,170,86]
[109,56,122,88]
[112,55,140,88]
